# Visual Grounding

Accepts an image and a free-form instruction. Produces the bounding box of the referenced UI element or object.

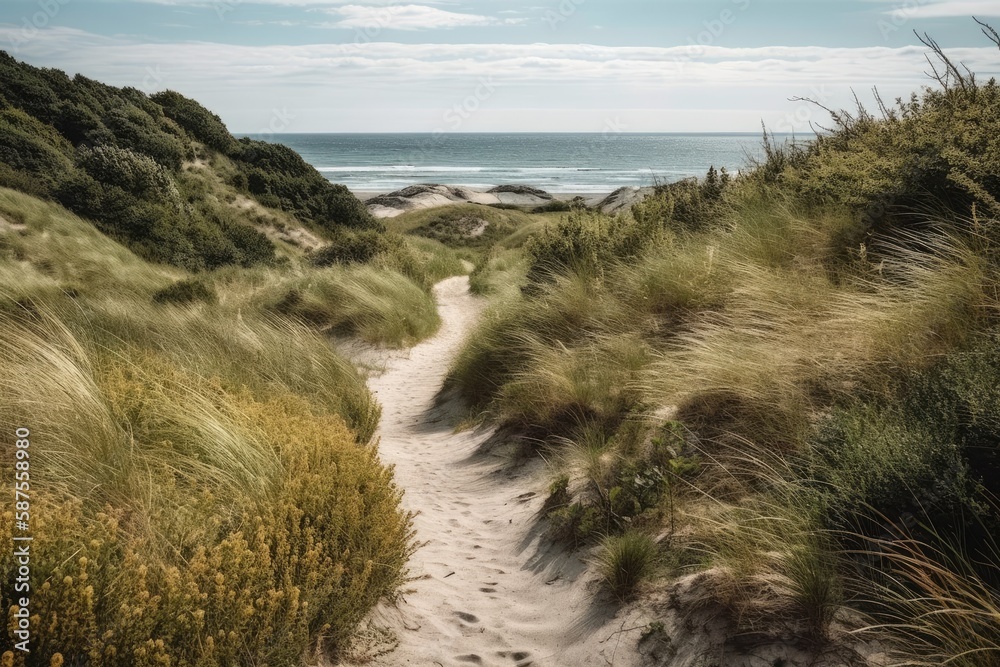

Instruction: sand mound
[592,186,656,214]
[365,185,555,218]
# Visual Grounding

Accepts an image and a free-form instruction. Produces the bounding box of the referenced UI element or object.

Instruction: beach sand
[339,276,648,667]
[351,191,596,201]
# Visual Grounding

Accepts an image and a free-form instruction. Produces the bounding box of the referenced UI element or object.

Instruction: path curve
[358,276,644,667]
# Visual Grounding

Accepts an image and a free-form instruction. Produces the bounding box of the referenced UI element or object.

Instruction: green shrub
[0,53,388,272]
[151,90,237,153]
[548,502,604,545]
[544,474,571,513]
[77,145,180,206]
[532,199,572,213]
[810,332,1000,553]
[102,102,186,170]
[631,169,730,234]
[233,140,377,232]
[781,70,1000,243]
[310,229,394,266]
[0,109,74,185]
[0,340,411,665]
[152,278,218,305]
[524,210,664,285]
[268,266,440,347]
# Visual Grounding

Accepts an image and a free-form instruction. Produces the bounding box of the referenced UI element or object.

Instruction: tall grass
[265,265,441,347]
[0,189,415,664]
[450,175,1000,654]
[857,529,1000,666]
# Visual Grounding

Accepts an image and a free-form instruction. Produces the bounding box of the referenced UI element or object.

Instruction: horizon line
[233,130,815,136]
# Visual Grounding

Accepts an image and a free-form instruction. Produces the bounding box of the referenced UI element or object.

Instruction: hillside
[0,54,471,666]
[446,25,1000,665]
[0,50,378,270]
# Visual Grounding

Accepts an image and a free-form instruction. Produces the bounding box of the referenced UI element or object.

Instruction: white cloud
[2,28,997,131]
[883,0,1000,19]
[323,5,523,30]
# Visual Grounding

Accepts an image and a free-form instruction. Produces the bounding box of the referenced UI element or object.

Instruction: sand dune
[360,184,654,218]
[343,276,648,667]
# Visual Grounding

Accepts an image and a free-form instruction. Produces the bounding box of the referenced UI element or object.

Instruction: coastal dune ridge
[355,184,659,218]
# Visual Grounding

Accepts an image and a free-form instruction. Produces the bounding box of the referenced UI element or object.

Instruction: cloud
[323,5,524,30]
[882,0,1000,19]
[2,27,997,130]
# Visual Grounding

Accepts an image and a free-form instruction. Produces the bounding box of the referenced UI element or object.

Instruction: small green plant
[548,502,603,545]
[596,531,659,600]
[640,620,667,643]
[544,474,571,514]
[152,278,218,305]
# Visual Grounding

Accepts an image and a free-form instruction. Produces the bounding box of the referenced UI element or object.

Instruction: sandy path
[353,276,645,667]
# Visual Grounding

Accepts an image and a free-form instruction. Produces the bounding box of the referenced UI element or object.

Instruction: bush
[532,199,572,213]
[0,346,411,665]
[232,139,378,232]
[268,266,440,347]
[77,145,180,207]
[0,52,400,272]
[631,170,730,235]
[780,68,1000,244]
[524,211,664,285]
[152,278,218,305]
[102,103,185,170]
[310,229,394,266]
[151,90,237,153]
[0,109,74,185]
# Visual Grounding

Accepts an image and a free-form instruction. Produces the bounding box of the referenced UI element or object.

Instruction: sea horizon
[241,131,812,195]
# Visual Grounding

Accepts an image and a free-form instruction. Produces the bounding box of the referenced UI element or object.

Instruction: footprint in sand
[454,612,479,624]
[363,277,640,667]
[496,650,532,665]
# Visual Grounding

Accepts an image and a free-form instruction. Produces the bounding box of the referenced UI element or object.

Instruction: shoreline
[350,189,617,201]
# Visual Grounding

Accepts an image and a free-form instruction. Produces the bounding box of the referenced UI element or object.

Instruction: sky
[0,0,998,133]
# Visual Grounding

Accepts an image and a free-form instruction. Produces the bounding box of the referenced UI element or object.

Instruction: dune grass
[446,33,1000,658]
[0,188,419,664]
[596,532,659,600]
[386,203,538,244]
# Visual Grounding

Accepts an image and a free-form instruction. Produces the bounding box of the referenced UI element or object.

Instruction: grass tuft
[597,531,659,600]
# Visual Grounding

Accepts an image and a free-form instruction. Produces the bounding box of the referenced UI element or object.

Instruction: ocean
[243,133,804,195]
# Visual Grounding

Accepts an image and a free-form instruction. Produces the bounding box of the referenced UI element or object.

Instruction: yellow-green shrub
[0,319,412,666]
